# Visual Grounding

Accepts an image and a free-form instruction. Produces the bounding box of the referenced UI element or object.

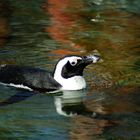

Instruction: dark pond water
[0,0,140,139]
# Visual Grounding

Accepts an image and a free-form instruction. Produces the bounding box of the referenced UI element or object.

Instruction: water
[0,0,140,139]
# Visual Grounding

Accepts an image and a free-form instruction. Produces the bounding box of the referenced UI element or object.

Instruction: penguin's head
[54,55,100,78]
[53,55,100,90]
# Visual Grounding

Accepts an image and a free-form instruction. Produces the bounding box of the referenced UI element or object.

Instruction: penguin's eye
[69,57,82,66]
[70,61,77,66]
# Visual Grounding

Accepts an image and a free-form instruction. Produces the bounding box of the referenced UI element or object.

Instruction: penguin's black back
[0,65,61,92]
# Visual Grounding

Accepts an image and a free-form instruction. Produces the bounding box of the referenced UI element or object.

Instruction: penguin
[0,55,100,92]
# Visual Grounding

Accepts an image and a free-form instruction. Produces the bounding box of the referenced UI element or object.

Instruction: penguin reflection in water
[0,55,100,107]
[54,90,97,117]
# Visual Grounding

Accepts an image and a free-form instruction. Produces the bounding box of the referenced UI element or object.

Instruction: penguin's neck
[54,74,86,90]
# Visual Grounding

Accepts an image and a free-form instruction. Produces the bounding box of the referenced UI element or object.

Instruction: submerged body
[0,55,100,92]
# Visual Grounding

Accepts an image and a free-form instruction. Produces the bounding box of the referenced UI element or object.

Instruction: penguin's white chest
[56,76,86,90]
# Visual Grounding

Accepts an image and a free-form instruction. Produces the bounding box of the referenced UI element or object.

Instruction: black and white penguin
[0,55,100,92]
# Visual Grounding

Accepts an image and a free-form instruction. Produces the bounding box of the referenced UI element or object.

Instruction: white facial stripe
[69,57,82,63]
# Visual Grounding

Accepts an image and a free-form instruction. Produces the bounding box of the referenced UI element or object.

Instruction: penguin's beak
[82,55,100,65]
